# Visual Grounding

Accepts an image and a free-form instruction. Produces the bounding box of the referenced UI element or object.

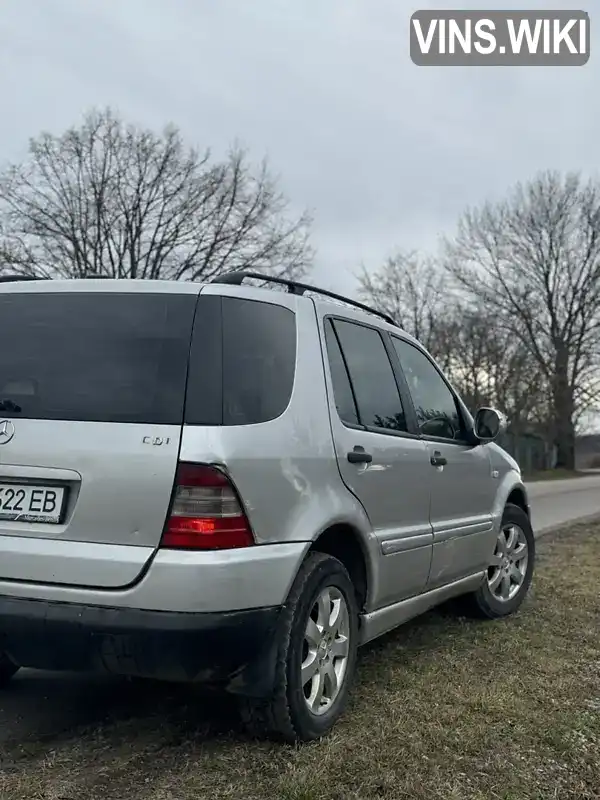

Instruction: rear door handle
[347,446,373,465]
[430,451,447,467]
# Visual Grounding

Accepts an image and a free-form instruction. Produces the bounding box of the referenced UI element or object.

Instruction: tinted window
[333,320,407,432]
[0,291,196,424]
[184,295,223,426]
[392,338,463,440]
[324,319,359,426]
[186,296,296,426]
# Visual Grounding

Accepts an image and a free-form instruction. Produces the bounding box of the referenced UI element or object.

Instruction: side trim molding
[358,572,484,645]
[433,519,493,544]
[381,533,432,555]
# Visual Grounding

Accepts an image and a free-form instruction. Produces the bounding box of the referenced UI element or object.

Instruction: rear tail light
[161,463,254,550]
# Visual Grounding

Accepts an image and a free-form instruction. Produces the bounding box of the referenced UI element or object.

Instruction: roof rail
[0,275,46,283]
[210,270,396,326]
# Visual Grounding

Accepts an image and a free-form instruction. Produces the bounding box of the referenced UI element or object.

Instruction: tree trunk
[554,415,575,469]
[552,346,576,470]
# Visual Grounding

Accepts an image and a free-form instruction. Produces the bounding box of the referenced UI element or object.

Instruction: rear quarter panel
[180,286,382,609]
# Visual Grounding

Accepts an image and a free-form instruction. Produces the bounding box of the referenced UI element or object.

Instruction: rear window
[0,291,196,425]
[185,295,297,426]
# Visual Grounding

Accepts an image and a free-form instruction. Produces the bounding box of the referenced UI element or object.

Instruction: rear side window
[324,319,359,426]
[332,319,408,433]
[185,296,297,426]
[0,291,197,424]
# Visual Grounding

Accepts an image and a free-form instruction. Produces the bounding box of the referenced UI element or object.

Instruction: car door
[321,315,433,608]
[390,335,497,589]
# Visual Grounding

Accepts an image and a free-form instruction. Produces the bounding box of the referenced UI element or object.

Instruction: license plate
[0,483,66,524]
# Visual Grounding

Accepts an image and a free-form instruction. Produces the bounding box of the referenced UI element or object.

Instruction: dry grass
[2,522,600,800]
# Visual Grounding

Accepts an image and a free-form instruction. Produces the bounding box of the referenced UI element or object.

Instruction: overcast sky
[0,0,597,296]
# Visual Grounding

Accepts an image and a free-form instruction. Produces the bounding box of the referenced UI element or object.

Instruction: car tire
[0,652,19,688]
[461,503,535,620]
[240,551,359,743]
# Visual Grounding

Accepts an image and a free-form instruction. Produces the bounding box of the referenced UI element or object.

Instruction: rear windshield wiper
[0,399,22,413]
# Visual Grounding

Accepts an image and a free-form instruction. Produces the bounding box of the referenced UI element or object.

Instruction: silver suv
[0,272,534,742]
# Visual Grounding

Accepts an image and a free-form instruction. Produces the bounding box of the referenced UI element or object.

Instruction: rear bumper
[0,541,309,613]
[0,595,281,691]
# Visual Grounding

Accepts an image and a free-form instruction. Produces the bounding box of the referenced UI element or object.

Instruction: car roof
[0,278,204,295]
[0,275,420,345]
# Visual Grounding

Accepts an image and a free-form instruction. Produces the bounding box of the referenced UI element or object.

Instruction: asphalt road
[527,473,600,535]
[1,474,599,756]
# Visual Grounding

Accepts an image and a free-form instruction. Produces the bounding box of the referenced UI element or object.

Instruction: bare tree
[359,252,552,442]
[445,171,600,469]
[437,306,549,430]
[0,108,312,282]
[357,251,446,357]
[0,221,36,275]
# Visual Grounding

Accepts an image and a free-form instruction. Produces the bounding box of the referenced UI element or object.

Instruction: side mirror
[473,407,505,443]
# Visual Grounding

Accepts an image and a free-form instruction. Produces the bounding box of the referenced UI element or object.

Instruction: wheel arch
[492,472,531,526]
[506,485,530,518]
[308,522,373,613]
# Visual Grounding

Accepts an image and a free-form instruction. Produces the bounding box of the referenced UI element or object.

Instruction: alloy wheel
[301,585,351,715]
[487,523,529,602]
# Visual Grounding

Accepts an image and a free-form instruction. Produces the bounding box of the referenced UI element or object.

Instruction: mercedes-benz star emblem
[0,420,15,445]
